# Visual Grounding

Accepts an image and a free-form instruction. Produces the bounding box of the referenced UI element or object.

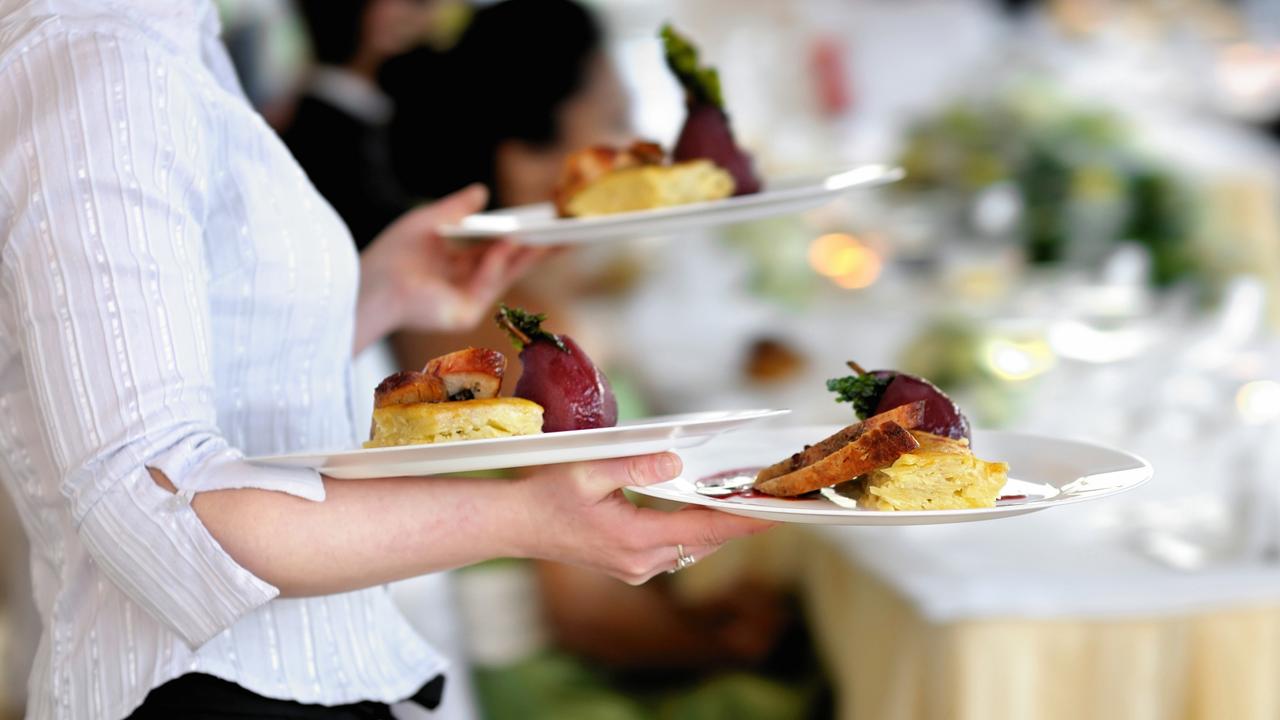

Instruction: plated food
[494,305,618,432]
[554,141,734,218]
[365,348,543,447]
[439,165,901,244]
[662,24,761,196]
[253,409,788,479]
[550,24,760,220]
[365,307,619,448]
[753,362,1008,511]
[626,426,1150,526]
[441,24,900,243]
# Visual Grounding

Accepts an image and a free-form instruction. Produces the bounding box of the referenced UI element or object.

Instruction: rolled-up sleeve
[0,29,321,647]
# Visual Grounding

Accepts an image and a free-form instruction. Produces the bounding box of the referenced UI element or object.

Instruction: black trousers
[127,673,445,719]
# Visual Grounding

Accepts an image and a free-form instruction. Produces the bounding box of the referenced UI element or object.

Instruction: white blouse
[0,1,447,718]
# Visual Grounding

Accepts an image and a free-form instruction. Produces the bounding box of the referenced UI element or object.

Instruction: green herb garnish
[826,361,890,419]
[661,24,724,110]
[495,304,567,353]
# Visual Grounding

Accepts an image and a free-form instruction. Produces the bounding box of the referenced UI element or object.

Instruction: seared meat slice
[374,371,447,409]
[754,421,919,497]
[423,348,506,400]
[754,401,925,486]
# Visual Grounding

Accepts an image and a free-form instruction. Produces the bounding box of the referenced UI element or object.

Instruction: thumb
[424,183,488,225]
[629,452,683,487]
[571,452,683,499]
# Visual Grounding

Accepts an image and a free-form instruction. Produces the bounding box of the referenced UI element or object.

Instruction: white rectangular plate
[439,164,903,245]
[248,409,789,478]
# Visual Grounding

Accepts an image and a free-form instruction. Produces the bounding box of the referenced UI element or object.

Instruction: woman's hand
[354,184,543,353]
[508,453,777,584]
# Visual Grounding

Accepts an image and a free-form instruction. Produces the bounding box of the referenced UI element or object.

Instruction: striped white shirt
[0,1,447,717]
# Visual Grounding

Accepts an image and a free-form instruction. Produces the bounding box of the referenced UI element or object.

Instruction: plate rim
[247,408,791,465]
[439,164,904,238]
[626,428,1153,519]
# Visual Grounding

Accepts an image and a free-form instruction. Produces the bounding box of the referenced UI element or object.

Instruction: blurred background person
[377,3,829,717]
[282,3,486,718]
[378,0,631,374]
[283,0,438,250]
[282,3,659,717]
[383,0,630,208]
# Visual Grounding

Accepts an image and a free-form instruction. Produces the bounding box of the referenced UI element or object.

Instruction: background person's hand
[511,453,778,584]
[354,184,543,352]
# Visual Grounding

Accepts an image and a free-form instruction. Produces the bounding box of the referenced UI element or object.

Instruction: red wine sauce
[698,468,812,501]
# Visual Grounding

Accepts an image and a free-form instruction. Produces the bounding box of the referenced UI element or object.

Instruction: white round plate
[439,164,903,245]
[248,409,788,479]
[628,426,1152,526]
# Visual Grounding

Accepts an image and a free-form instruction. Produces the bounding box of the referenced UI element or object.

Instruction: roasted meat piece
[373,348,507,408]
[754,421,919,497]
[373,371,447,409]
[553,140,667,216]
[754,401,925,486]
[423,348,506,400]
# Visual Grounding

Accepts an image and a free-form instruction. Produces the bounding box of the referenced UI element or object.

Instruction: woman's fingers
[464,243,546,300]
[561,453,683,501]
[641,506,778,549]
[503,246,549,283]
[615,539,761,585]
[422,241,517,328]
[435,237,546,327]
[382,184,486,248]
[641,542,722,579]
[611,546,717,585]
[521,453,776,585]
[467,240,519,287]
[425,183,488,224]
[600,506,775,583]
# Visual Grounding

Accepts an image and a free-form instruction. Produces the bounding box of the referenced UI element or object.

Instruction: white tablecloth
[820,515,1280,622]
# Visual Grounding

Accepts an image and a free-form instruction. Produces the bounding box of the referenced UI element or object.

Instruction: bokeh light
[1236,380,1280,425]
[808,233,883,290]
[982,336,1055,381]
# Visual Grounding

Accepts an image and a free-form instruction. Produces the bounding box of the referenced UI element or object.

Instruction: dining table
[619,227,1280,720]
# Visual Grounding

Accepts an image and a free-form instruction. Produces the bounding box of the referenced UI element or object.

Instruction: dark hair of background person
[295,0,369,65]
[380,0,603,207]
[1000,0,1036,14]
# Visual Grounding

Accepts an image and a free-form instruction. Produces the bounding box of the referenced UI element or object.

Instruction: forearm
[148,453,774,600]
[180,472,529,597]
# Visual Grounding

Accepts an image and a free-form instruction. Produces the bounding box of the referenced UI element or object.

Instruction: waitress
[0,1,773,718]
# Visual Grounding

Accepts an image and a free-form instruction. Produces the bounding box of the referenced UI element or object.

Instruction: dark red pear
[674,103,761,196]
[826,361,971,442]
[496,305,617,433]
[873,373,970,442]
[661,24,762,196]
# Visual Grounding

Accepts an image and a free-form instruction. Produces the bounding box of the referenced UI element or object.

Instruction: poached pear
[496,305,618,432]
[826,361,971,442]
[661,24,762,196]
